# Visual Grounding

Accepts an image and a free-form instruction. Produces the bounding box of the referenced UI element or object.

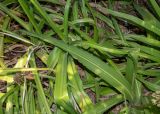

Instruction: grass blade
[21,31,133,101]
[54,52,77,114]
[90,4,160,37]
[67,56,95,113]
[84,95,123,114]
[108,0,126,44]
[30,54,52,114]
[18,0,41,33]
[63,0,71,42]
[0,3,30,30]
[0,16,10,68]
[138,77,160,91]
[30,0,64,40]
[148,0,160,19]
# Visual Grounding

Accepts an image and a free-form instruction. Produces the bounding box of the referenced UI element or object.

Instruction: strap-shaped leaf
[0,3,30,30]
[67,56,95,113]
[90,4,160,37]
[54,52,77,114]
[21,31,133,101]
[18,0,41,33]
[84,95,123,114]
[65,43,133,100]
[138,77,160,91]
[30,0,64,40]
[148,0,160,19]
[47,47,61,69]
[30,54,52,114]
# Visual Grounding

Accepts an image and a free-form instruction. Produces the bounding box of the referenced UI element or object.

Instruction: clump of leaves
[0,0,160,114]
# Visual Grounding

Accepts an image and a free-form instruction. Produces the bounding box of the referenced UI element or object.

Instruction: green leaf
[148,0,160,19]
[47,47,61,69]
[67,56,94,113]
[91,4,160,37]
[30,54,52,114]
[84,95,123,114]
[138,77,160,91]
[30,0,64,40]
[18,0,41,33]
[127,34,160,48]
[0,3,30,30]
[21,31,133,101]
[54,52,77,114]
[76,41,129,55]
[0,30,34,45]
[63,0,71,42]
